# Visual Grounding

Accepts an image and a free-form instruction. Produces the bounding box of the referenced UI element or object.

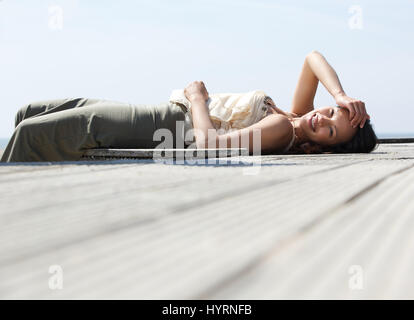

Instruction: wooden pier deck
[0,143,413,299]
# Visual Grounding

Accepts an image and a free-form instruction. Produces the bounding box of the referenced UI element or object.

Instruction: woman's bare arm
[291,50,344,116]
[206,114,293,153]
[291,50,369,128]
[193,105,293,153]
[184,81,217,148]
[185,81,293,153]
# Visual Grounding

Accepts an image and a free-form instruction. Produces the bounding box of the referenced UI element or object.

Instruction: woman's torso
[170,90,296,152]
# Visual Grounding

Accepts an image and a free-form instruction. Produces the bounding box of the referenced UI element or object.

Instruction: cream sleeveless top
[169,89,296,153]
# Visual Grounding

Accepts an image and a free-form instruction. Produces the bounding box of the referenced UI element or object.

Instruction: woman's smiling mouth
[309,114,316,132]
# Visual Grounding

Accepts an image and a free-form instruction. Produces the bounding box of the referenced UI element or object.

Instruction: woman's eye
[330,109,334,117]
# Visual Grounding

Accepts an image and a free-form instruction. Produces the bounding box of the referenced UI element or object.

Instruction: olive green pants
[0,98,187,162]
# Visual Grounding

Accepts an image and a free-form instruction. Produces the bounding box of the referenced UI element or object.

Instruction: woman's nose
[317,114,330,127]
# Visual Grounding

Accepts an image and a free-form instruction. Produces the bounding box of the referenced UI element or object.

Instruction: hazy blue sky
[0,0,413,138]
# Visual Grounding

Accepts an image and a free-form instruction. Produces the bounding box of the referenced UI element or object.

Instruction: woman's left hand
[184,81,209,103]
[335,93,370,128]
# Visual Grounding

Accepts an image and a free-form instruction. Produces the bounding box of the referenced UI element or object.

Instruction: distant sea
[376,133,414,139]
[0,133,413,150]
[0,138,10,149]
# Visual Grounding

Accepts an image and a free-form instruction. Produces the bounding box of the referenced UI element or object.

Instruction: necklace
[287,117,298,147]
[263,97,298,151]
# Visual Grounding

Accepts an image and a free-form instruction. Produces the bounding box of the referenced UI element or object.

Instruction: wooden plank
[0,144,413,299]
[209,166,414,299]
[0,159,412,298]
[378,138,414,144]
[81,148,249,160]
[0,159,356,264]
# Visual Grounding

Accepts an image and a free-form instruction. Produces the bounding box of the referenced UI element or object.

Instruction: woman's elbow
[195,138,208,149]
[196,136,217,149]
[307,50,321,56]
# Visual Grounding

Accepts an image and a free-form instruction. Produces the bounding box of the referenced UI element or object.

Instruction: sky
[0,0,413,138]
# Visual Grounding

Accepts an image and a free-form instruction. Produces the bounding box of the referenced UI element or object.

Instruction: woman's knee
[14,99,59,127]
[14,117,35,139]
[7,120,37,160]
[14,101,45,127]
[14,103,31,128]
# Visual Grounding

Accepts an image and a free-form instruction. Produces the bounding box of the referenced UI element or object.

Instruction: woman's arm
[184,81,216,149]
[291,50,369,128]
[185,81,293,153]
[205,114,293,153]
[290,51,320,117]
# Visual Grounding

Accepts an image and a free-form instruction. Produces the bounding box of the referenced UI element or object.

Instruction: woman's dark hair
[287,119,379,154]
[325,119,378,153]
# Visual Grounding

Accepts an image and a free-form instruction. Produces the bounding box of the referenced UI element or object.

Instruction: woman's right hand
[334,93,370,128]
[184,81,209,103]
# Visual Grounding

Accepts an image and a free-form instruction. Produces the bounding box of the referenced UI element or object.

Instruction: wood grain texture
[0,143,413,299]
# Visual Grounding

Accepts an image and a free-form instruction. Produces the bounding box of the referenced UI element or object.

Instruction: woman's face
[299,106,357,146]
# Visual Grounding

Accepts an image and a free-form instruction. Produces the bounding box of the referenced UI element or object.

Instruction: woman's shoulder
[259,113,294,138]
[262,114,295,152]
[266,114,293,133]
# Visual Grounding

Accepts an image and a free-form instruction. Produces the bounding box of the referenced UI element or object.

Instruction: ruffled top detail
[169,89,295,153]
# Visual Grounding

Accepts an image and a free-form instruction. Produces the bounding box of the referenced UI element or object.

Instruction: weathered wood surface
[81,148,249,160]
[0,143,413,299]
[377,138,414,144]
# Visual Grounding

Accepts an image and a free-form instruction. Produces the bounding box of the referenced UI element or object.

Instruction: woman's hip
[13,99,187,148]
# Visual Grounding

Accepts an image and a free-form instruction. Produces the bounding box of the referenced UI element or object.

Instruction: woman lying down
[1,50,378,162]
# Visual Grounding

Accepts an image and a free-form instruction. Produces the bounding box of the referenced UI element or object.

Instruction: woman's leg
[1,100,186,162]
[14,98,100,127]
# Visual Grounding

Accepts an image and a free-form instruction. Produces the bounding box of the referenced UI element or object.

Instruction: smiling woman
[280,50,378,154]
[0,51,378,162]
[182,50,378,155]
[286,106,378,154]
